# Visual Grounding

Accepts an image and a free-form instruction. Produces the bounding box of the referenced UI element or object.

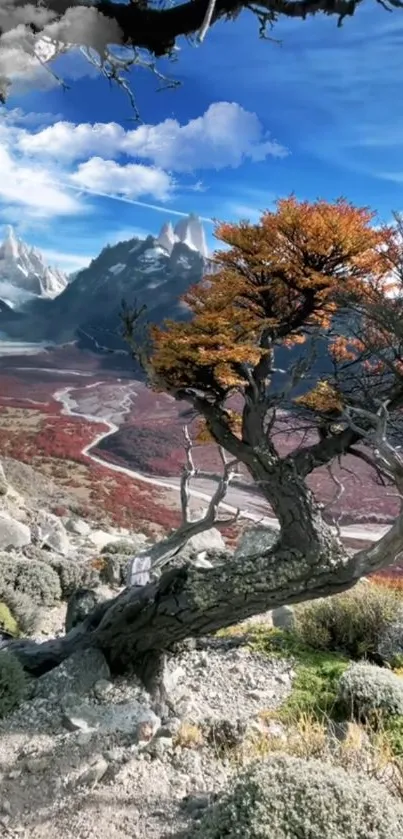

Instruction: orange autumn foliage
[150,197,390,414]
[295,380,345,414]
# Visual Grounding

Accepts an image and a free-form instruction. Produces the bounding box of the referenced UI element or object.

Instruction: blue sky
[1,3,403,273]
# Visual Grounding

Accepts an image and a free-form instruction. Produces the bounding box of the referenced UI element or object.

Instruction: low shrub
[192,753,403,839]
[0,557,61,605]
[0,652,27,718]
[100,539,139,555]
[293,583,403,660]
[0,586,40,635]
[99,553,128,586]
[48,557,99,598]
[337,662,403,721]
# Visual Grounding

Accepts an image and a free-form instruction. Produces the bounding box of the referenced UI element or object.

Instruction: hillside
[0,455,403,837]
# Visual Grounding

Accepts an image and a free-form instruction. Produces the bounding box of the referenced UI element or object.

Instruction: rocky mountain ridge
[0,226,68,307]
[0,215,209,348]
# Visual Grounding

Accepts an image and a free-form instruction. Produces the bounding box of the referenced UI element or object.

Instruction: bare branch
[180,424,197,524]
[126,428,240,586]
[1,0,401,114]
[322,462,345,538]
[198,0,217,42]
[344,401,403,492]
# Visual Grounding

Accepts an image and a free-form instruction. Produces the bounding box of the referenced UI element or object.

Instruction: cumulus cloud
[0,142,82,218]
[17,102,289,171]
[69,158,174,201]
[0,4,114,96]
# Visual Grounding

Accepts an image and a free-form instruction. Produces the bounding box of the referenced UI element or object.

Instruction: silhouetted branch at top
[0,0,402,107]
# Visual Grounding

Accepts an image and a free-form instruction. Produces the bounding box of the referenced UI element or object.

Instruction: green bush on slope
[192,754,403,839]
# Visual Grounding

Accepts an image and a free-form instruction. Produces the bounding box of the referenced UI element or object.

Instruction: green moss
[382,715,403,758]
[248,626,349,721]
[0,601,19,637]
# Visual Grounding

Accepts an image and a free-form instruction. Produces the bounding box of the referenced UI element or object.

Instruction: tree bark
[5,462,403,680]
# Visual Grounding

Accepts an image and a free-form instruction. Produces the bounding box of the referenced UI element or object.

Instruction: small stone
[77,756,109,787]
[157,717,182,737]
[103,748,123,763]
[1,800,11,815]
[36,510,70,555]
[135,720,156,743]
[93,679,113,700]
[62,712,95,733]
[24,756,51,772]
[76,731,94,746]
[0,815,11,828]
[149,736,173,757]
[276,673,291,685]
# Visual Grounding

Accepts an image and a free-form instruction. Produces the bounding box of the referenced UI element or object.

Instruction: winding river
[48,381,394,546]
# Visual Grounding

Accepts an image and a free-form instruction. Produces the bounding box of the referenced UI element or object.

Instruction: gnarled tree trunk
[5,460,401,682]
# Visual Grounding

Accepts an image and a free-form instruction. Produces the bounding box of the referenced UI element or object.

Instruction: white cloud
[0,142,83,218]
[69,158,174,201]
[40,248,92,274]
[17,102,289,171]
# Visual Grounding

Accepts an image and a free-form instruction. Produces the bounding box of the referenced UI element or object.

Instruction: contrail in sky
[60,181,214,223]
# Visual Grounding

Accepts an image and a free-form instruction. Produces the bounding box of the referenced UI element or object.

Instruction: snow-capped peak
[0,225,68,306]
[156,214,208,258]
[156,221,178,254]
[174,213,209,259]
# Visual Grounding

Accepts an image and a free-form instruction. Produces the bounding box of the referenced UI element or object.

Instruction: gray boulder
[34,648,111,700]
[65,517,91,537]
[62,700,160,739]
[0,513,30,549]
[183,509,226,556]
[234,525,278,560]
[272,605,295,630]
[36,510,69,555]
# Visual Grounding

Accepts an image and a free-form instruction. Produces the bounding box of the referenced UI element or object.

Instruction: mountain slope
[0,215,209,345]
[17,234,205,346]
[0,226,68,306]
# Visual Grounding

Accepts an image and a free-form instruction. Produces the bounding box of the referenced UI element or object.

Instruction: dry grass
[173,722,205,750]
[228,710,403,799]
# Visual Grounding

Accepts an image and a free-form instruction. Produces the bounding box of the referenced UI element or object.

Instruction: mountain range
[0,214,209,348]
[0,217,347,395]
[0,226,68,309]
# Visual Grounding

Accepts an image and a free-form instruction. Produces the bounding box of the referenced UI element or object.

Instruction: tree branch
[2,0,401,75]
[6,501,403,678]
[126,425,240,586]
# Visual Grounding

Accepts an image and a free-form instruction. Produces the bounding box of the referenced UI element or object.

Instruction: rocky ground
[0,456,294,838]
[2,457,403,839]
[0,633,294,839]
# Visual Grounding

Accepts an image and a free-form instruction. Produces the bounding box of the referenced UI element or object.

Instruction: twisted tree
[5,197,403,698]
[1,0,402,105]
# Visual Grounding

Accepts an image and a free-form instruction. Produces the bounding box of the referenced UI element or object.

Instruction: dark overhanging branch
[2,0,403,104]
[93,0,403,56]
